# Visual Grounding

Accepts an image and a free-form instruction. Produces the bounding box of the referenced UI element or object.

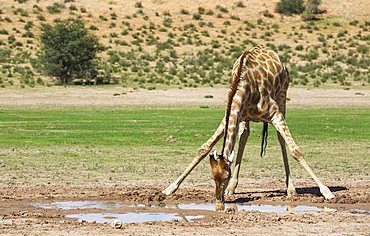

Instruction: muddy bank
[1,180,369,235]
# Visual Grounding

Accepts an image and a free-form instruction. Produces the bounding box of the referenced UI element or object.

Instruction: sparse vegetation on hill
[0,0,369,89]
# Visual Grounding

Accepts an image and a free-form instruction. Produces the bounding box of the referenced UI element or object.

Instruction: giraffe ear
[228,151,234,163]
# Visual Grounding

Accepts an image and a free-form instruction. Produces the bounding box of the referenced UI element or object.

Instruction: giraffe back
[233,45,289,116]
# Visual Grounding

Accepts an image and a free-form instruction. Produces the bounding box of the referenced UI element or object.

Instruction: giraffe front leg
[225,121,250,195]
[163,119,225,195]
[271,111,334,200]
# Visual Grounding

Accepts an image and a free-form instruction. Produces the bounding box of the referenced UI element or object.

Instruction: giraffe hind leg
[277,131,297,196]
[271,111,335,199]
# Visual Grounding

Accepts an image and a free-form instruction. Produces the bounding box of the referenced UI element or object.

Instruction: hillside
[0,0,369,89]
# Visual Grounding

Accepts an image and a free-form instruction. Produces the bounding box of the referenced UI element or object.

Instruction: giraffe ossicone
[210,150,234,163]
[163,45,334,209]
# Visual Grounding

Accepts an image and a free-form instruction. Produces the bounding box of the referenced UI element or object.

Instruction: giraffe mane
[221,50,250,156]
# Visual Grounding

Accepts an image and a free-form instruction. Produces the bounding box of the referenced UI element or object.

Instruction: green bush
[134,2,143,8]
[300,7,318,21]
[235,1,245,8]
[356,45,369,54]
[216,5,228,13]
[193,13,201,20]
[37,15,46,21]
[46,3,65,14]
[275,0,304,15]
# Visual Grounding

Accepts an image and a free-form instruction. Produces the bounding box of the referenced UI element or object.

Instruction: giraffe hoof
[287,189,297,197]
[162,183,179,195]
[320,186,335,199]
[225,189,235,195]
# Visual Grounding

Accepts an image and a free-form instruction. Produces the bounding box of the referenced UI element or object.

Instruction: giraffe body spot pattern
[163,45,335,207]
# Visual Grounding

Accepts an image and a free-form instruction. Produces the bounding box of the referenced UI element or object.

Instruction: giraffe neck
[221,50,249,157]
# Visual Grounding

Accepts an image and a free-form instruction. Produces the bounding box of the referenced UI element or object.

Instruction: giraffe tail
[260,122,268,157]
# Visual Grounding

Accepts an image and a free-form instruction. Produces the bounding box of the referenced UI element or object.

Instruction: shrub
[295,45,304,51]
[8,35,16,44]
[356,45,369,54]
[279,52,291,63]
[69,5,78,11]
[262,10,274,18]
[24,21,34,30]
[216,5,228,13]
[22,31,34,38]
[163,18,172,27]
[37,15,46,21]
[235,1,245,8]
[313,80,321,87]
[14,8,29,17]
[332,22,341,27]
[89,25,99,30]
[198,7,205,14]
[317,35,326,42]
[192,13,201,20]
[0,29,9,35]
[134,2,143,8]
[300,7,318,21]
[205,10,214,15]
[275,0,304,15]
[349,20,359,26]
[230,15,240,20]
[47,3,65,14]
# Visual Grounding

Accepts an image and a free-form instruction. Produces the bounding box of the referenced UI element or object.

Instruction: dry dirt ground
[1,87,370,236]
[1,86,370,109]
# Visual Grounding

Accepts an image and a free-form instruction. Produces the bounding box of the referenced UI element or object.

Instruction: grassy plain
[1,107,369,187]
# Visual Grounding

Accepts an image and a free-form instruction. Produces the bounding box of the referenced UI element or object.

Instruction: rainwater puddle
[177,203,330,212]
[26,201,369,224]
[65,212,204,224]
[28,201,123,210]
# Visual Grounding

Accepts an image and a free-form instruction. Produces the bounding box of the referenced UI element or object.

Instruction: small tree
[275,0,305,15]
[38,18,104,84]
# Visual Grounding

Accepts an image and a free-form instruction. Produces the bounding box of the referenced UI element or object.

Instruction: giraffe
[163,45,334,209]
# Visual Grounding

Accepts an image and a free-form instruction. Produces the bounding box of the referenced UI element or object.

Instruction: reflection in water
[176,202,336,212]
[23,200,369,224]
[65,212,205,224]
[66,212,176,224]
[26,201,123,210]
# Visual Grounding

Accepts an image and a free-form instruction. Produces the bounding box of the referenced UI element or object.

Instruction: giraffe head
[209,151,234,208]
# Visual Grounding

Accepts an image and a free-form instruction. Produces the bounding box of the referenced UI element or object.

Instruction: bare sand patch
[1,87,369,109]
